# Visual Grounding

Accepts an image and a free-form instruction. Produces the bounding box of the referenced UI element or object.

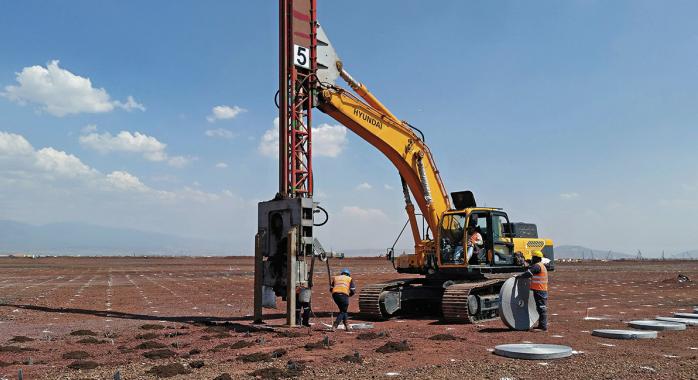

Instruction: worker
[295,284,311,327]
[466,225,484,263]
[518,250,548,331]
[330,268,356,331]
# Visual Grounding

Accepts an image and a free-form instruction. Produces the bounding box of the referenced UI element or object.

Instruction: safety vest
[530,262,548,291]
[332,275,352,295]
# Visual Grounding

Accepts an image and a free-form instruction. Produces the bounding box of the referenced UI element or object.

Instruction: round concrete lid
[673,312,698,319]
[591,329,657,339]
[628,320,686,331]
[494,343,573,360]
[656,316,698,326]
[499,276,538,331]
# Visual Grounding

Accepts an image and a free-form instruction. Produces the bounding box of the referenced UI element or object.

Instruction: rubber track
[441,279,505,323]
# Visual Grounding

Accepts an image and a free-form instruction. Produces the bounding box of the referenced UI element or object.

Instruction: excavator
[309,25,555,323]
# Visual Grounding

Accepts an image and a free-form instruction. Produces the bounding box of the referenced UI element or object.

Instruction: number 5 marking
[294,44,310,69]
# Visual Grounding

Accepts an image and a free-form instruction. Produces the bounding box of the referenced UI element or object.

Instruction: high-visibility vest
[332,275,352,295]
[530,262,548,291]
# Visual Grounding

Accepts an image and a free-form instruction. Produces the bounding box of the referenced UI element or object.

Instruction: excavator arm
[317,73,452,250]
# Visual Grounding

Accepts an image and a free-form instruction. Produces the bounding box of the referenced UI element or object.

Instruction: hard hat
[340,268,351,276]
[531,250,544,258]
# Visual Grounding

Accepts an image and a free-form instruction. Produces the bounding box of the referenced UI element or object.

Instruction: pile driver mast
[254,0,318,326]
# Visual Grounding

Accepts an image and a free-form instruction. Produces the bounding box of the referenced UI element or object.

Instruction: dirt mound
[140,324,166,330]
[189,359,204,369]
[0,345,37,352]
[230,340,255,349]
[69,329,97,336]
[135,341,167,350]
[304,337,332,351]
[76,337,106,344]
[276,330,304,338]
[136,332,160,340]
[67,360,99,370]
[213,374,233,380]
[429,334,458,341]
[210,343,231,352]
[356,331,390,340]
[188,348,201,355]
[238,349,287,363]
[143,349,177,359]
[62,351,90,360]
[164,331,187,338]
[376,340,411,353]
[146,363,191,378]
[341,352,363,363]
[9,336,34,343]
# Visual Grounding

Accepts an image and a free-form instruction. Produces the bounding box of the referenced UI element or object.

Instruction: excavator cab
[437,208,519,271]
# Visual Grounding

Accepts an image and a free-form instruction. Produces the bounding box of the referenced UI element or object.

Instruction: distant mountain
[554,245,634,260]
[0,220,232,256]
[673,250,698,259]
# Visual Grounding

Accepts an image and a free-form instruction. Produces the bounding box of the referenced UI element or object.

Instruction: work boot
[331,321,338,332]
[343,321,350,332]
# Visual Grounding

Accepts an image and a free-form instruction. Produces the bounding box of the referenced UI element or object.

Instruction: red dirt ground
[1,257,697,379]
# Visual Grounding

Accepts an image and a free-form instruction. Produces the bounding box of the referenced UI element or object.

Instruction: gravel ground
[0,257,697,379]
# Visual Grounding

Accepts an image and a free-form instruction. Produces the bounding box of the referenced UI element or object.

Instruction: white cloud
[207,105,245,123]
[114,96,146,112]
[215,162,228,169]
[79,130,191,167]
[0,131,34,155]
[205,128,234,139]
[2,60,144,116]
[560,192,580,200]
[105,171,149,192]
[259,118,348,158]
[35,147,96,178]
[341,206,387,219]
[313,123,348,157]
[356,182,372,191]
[384,184,394,190]
[81,124,98,134]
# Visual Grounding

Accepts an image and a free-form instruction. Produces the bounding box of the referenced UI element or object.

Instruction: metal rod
[278,0,289,196]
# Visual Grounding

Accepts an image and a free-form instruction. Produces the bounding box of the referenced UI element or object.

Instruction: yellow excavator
[313,25,554,323]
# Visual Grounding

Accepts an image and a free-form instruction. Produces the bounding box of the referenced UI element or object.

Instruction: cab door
[490,212,515,265]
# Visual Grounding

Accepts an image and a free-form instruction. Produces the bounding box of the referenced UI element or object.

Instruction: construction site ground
[1,257,697,379]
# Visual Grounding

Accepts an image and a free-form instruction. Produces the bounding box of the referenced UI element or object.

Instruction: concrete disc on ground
[674,312,698,319]
[656,316,698,326]
[499,276,538,331]
[494,343,572,360]
[591,329,657,339]
[628,320,686,331]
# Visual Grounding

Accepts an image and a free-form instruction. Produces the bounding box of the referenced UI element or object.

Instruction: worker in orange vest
[519,250,548,331]
[330,268,356,331]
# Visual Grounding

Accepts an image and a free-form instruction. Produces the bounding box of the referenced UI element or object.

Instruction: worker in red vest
[519,250,548,331]
[330,268,356,331]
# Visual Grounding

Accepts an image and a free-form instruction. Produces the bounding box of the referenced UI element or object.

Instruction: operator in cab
[330,268,356,331]
[518,250,548,331]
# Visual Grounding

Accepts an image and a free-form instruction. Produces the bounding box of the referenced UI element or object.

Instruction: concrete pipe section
[591,329,657,339]
[499,276,538,330]
[656,316,698,326]
[627,320,686,331]
[674,312,698,319]
[494,344,573,360]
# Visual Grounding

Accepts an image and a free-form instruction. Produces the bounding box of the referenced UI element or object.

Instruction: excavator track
[441,278,506,323]
[358,283,390,320]
[358,280,412,320]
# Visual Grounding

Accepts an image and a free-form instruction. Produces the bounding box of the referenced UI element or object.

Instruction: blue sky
[0,1,696,255]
